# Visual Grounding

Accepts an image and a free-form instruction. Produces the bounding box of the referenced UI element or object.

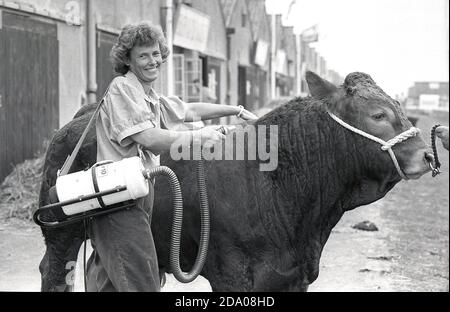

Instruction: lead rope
[328,112,421,180]
[431,125,441,177]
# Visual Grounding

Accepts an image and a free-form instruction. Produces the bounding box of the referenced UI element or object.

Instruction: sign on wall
[254,40,269,67]
[173,4,210,53]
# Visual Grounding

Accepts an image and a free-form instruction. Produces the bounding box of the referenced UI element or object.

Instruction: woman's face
[128,42,163,84]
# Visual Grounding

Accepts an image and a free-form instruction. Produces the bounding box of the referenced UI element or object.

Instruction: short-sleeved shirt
[96,71,189,169]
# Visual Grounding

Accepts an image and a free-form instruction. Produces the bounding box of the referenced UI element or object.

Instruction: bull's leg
[40,226,84,292]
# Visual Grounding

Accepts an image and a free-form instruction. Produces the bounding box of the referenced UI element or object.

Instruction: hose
[144,158,210,283]
[144,125,233,283]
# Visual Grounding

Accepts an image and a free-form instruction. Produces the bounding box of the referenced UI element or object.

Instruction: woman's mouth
[145,64,159,71]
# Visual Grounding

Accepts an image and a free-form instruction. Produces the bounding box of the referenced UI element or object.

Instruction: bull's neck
[269,107,367,213]
[258,106,375,283]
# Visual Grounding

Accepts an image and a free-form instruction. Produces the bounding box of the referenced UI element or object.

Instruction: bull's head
[305,71,433,182]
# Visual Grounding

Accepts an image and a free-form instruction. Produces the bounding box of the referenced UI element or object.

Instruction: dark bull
[37,71,434,291]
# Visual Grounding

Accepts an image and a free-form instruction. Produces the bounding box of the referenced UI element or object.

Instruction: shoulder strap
[58,87,110,176]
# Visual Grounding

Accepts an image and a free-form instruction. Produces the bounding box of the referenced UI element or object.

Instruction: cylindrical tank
[55,157,149,215]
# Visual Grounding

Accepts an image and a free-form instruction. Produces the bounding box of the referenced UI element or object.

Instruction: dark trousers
[86,182,160,292]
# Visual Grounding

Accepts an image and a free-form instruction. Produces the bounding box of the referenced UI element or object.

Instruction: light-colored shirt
[96,71,188,169]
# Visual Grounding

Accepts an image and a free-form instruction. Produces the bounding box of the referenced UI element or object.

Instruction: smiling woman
[109,23,170,76]
[128,44,163,84]
[78,21,259,293]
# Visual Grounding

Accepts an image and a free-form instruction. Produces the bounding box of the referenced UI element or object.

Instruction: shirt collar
[124,71,160,105]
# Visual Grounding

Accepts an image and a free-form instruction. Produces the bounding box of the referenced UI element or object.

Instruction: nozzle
[142,169,151,180]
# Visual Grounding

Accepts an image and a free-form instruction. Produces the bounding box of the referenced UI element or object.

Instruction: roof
[246,0,268,40]
[220,0,237,26]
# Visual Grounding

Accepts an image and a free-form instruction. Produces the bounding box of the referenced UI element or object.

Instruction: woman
[87,21,257,292]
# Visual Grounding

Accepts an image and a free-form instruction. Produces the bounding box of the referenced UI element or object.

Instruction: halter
[328,112,421,180]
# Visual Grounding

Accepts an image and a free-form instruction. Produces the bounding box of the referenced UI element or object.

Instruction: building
[172,0,227,108]
[220,0,254,115]
[0,0,341,181]
[246,0,271,109]
[407,81,449,112]
[0,0,167,181]
[327,69,344,86]
[1,0,231,180]
[272,15,296,98]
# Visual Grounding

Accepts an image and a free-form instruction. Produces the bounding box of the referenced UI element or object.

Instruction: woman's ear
[305,71,338,99]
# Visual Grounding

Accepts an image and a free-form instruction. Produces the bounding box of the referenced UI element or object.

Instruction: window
[242,13,247,27]
[173,54,186,100]
[185,57,203,102]
[429,82,440,90]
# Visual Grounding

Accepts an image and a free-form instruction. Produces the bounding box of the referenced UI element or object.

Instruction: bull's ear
[306,71,338,99]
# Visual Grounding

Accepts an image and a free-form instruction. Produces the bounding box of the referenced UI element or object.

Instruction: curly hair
[110,22,170,75]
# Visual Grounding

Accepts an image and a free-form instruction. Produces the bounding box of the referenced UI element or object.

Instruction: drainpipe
[226,27,235,107]
[270,14,276,100]
[86,0,97,104]
[162,0,174,95]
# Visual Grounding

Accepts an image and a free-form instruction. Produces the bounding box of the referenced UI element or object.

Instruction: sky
[265,0,449,97]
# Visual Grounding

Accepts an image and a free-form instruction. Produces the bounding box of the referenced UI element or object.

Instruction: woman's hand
[435,126,449,151]
[237,107,258,121]
[194,127,226,149]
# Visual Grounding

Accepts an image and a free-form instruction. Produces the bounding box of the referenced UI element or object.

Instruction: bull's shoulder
[48,110,93,151]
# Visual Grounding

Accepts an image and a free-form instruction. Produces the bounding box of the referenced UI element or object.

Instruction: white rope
[328,112,421,180]
[381,127,421,151]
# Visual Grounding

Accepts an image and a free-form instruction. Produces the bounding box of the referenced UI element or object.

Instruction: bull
[37,71,434,291]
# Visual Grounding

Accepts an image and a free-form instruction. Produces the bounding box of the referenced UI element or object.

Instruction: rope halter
[328,112,421,180]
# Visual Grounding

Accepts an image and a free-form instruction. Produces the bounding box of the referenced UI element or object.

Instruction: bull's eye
[372,112,387,121]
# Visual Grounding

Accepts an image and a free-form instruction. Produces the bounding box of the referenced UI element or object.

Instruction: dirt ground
[0,112,448,292]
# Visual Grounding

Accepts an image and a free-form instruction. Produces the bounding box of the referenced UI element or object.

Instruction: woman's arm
[184,102,258,122]
[131,127,225,156]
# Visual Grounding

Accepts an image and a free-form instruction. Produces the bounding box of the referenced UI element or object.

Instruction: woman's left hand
[238,108,259,121]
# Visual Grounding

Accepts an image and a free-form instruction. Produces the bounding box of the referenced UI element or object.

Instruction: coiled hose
[144,126,233,283]
[144,158,209,283]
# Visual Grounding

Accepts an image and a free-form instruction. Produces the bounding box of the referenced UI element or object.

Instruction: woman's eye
[372,113,387,121]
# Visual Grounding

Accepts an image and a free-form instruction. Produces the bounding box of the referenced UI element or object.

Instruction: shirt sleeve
[159,95,188,130]
[104,79,156,146]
